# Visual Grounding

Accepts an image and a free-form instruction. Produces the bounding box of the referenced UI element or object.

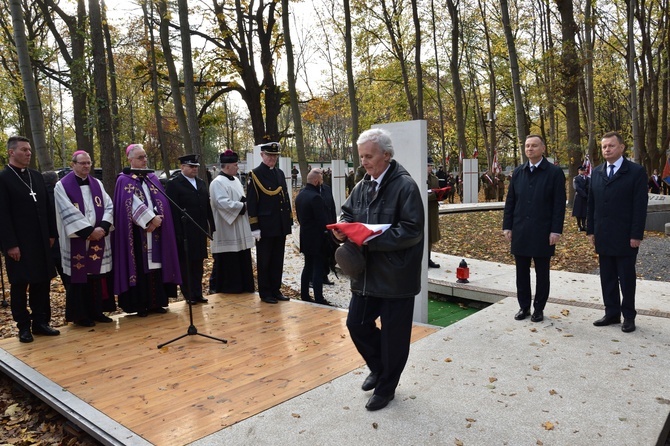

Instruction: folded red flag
[431,186,451,201]
[326,222,383,246]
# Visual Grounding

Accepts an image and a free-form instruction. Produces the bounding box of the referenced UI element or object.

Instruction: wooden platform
[0,294,437,445]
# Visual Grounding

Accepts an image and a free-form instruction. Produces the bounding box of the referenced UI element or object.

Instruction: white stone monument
[330,160,347,213]
[373,121,428,323]
[462,159,479,204]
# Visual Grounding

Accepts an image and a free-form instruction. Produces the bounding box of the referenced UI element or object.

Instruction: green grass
[427,298,480,327]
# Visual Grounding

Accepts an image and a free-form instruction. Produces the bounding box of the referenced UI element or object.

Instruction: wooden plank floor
[0,294,437,445]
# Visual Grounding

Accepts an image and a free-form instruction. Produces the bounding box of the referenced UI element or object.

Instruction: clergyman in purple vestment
[113,144,181,317]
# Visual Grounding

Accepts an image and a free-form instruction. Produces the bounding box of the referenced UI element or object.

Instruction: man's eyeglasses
[75,161,92,166]
[135,155,148,160]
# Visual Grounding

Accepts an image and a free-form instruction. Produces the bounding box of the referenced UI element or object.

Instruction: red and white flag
[584,154,592,177]
[472,148,479,158]
[493,150,501,174]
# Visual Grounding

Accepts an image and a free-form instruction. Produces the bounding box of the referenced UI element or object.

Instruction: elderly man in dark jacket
[503,134,566,323]
[334,128,424,412]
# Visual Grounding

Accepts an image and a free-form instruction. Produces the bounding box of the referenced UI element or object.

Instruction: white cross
[29,191,37,202]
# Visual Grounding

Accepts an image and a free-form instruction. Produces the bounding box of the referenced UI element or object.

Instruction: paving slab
[190,297,670,446]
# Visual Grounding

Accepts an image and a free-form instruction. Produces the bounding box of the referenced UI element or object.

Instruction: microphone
[123,167,155,177]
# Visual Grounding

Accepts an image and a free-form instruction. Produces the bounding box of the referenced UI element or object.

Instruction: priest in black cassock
[0,135,60,343]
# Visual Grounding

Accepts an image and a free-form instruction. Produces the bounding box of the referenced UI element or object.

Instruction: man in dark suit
[165,154,215,304]
[0,135,60,342]
[587,131,648,333]
[247,142,293,304]
[295,169,331,305]
[503,134,566,323]
[572,165,589,231]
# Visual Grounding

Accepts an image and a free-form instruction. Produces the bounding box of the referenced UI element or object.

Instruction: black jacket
[295,183,328,256]
[587,159,648,256]
[503,157,566,257]
[340,160,424,299]
[247,163,293,237]
[165,172,215,260]
[0,166,57,283]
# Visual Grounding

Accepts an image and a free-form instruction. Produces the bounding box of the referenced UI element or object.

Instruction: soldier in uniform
[247,142,293,303]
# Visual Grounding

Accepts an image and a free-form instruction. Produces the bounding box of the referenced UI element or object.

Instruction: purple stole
[61,173,105,283]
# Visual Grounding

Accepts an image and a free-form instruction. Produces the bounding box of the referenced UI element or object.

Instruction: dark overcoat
[587,159,648,256]
[295,183,328,256]
[571,174,589,218]
[0,166,57,283]
[247,163,293,237]
[502,157,566,257]
[165,172,215,260]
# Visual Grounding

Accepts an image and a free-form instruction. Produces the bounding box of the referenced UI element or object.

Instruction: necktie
[608,165,615,179]
[367,180,377,204]
[529,165,535,173]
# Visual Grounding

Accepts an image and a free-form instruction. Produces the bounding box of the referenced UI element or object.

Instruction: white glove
[252,229,261,241]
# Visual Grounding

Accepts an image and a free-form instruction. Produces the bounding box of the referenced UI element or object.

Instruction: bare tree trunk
[411,0,423,119]
[583,0,597,165]
[628,0,642,163]
[141,0,170,176]
[102,0,122,173]
[9,0,53,171]
[556,0,581,205]
[344,0,360,169]
[430,0,446,167]
[446,0,467,162]
[89,0,115,193]
[177,0,204,178]
[500,0,527,163]
[157,0,192,156]
[282,0,308,183]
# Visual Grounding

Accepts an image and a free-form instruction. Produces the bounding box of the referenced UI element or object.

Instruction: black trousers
[10,280,51,330]
[179,257,204,299]
[598,254,637,320]
[346,293,415,397]
[301,253,324,302]
[514,255,551,311]
[256,235,286,299]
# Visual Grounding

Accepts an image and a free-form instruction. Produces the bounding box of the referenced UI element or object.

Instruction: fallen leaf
[543,421,554,430]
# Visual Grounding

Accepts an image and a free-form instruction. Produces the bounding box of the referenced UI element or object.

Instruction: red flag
[473,148,479,158]
[326,222,383,246]
[493,151,500,174]
[663,153,670,184]
[584,154,592,177]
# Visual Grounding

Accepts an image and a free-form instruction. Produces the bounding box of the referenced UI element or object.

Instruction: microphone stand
[134,173,226,348]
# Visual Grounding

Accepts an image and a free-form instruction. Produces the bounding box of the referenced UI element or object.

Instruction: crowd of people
[0,128,660,412]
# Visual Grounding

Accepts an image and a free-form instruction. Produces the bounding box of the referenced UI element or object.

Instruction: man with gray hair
[333,128,424,411]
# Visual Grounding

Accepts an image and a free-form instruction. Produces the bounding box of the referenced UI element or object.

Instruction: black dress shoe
[94,314,113,323]
[150,307,168,314]
[185,299,199,305]
[32,324,60,336]
[137,310,149,317]
[315,299,333,307]
[18,328,33,343]
[361,372,379,391]
[260,296,278,304]
[75,319,96,327]
[274,295,290,301]
[514,308,530,320]
[530,310,543,323]
[593,315,621,326]
[193,296,209,304]
[302,297,315,303]
[365,393,394,411]
[323,278,335,286]
[621,319,636,333]
[428,259,441,268]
